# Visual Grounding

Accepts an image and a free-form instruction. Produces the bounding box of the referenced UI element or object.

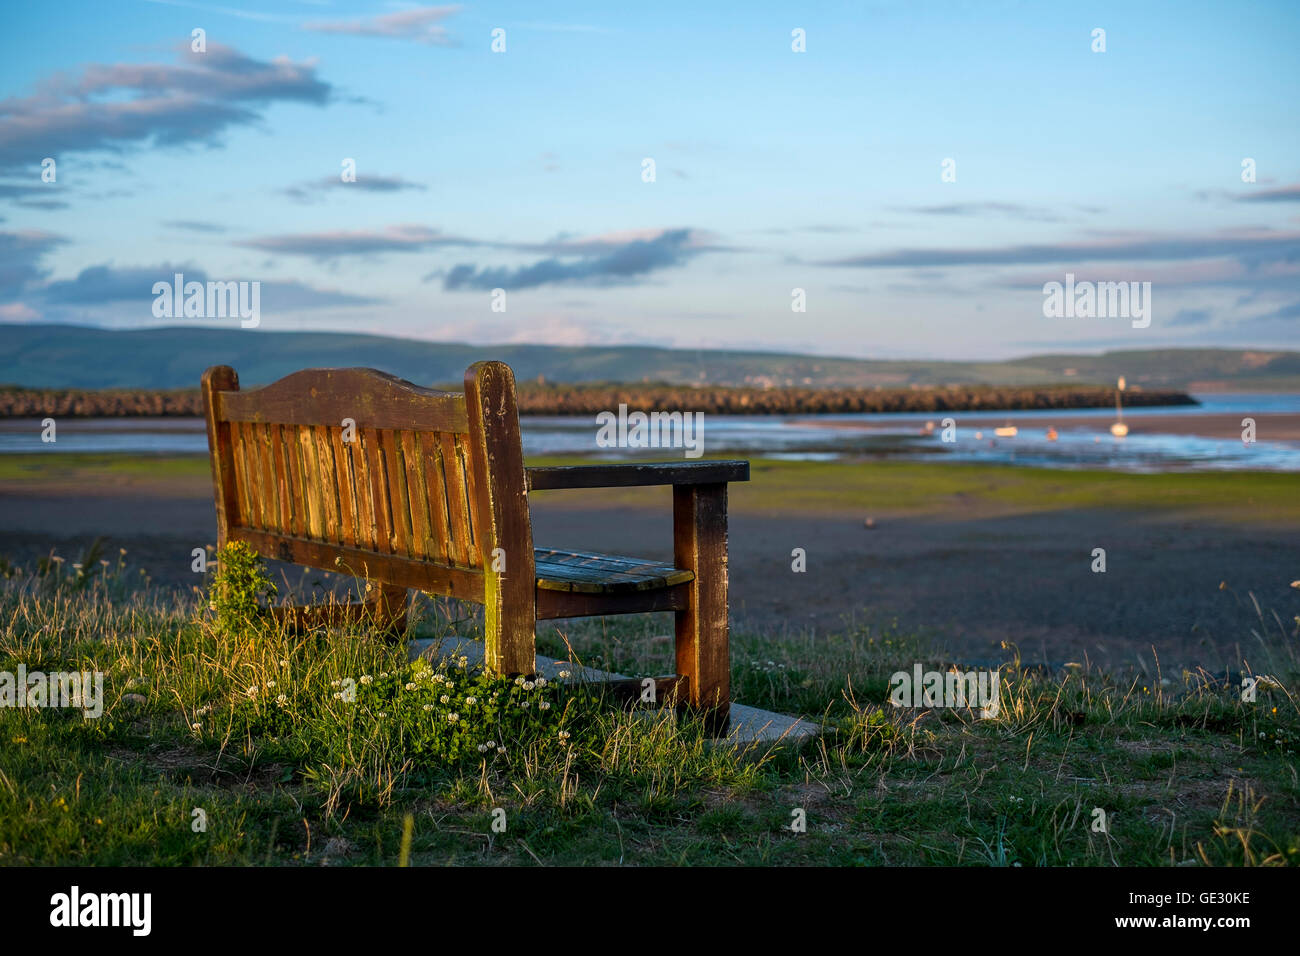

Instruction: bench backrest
[200,361,535,621]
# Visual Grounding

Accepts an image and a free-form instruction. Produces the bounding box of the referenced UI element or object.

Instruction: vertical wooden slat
[313,425,341,544]
[419,431,450,563]
[281,424,304,537]
[457,433,480,565]
[332,425,357,548]
[440,432,471,566]
[352,430,376,551]
[674,483,731,735]
[401,431,431,561]
[238,422,265,530]
[384,429,413,558]
[297,425,323,540]
[200,366,240,545]
[230,425,254,533]
[364,428,393,554]
[257,424,278,532]
[269,425,292,533]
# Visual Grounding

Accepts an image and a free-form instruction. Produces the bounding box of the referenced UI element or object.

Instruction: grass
[0,552,1296,866]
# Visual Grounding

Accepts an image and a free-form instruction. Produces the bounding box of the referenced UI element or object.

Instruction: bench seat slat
[533,547,694,594]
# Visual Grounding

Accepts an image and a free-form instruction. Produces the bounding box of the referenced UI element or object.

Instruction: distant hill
[2,323,1298,392]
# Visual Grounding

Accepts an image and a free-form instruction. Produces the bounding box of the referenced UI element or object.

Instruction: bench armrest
[526,460,749,491]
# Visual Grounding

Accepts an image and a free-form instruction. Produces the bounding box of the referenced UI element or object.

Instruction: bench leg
[673,483,731,736]
[484,598,536,677]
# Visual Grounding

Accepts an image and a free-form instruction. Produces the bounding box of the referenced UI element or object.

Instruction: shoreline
[789,410,1300,441]
[0,383,1198,419]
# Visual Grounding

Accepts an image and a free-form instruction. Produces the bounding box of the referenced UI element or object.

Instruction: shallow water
[3,394,1299,473]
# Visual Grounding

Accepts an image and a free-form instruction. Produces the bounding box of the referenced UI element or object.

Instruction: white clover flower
[440,694,450,704]
[279,659,289,668]
[246,686,258,698]
[360,675,373,685]
[515,677,525,686]
[276,694,288,706]
[558,670,571,679]
[405,682,417,691]
[520,701,530,709]
[464,696,477,706]
[447,713,459,723]
[190,722,202,731]
[477,744,488,753]
[196,704,212,716]
[445,682,454,691]
[378,712,388,719]
[535,678,548,688]
[523,681,535,691]
[266,680,275,689]
[422,704,433,712]
[558,730,570,740]
[458,656,469,668]
[496,746,506,754]
[380,672,390,679]
[330,679,341,688]
[332,692,343,700]
[539,701,551,711]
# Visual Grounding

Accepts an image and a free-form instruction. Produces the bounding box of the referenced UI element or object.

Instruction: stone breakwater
[0,383,1196,419]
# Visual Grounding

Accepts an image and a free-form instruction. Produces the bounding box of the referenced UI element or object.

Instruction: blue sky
[1,0,1298,359]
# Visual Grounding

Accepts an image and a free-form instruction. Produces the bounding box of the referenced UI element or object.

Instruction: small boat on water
[1110,376,1128,437]
[1046,426,1058,441]
[994,424,1018,438]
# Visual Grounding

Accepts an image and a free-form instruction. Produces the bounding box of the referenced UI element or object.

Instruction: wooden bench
[200,361,748,732]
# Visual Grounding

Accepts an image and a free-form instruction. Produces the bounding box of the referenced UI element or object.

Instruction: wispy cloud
[163,220,228,234]
[1238,184,1300,204]
[441,228,715,291]
[822,230,1300,269]
[890,201,1063,223]
[38,263,384,311]
[240,224,484,259]
[282,174,428,203]
[303,5,461,46]
[0,230,67,293]
[0,44,331,172]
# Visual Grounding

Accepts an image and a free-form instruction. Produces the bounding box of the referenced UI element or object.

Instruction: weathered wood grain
[674,482,731,734]
[464,361,536,676]
[527,460,748,491]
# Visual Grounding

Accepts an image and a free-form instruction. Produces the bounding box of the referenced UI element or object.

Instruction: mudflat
[1,454,1296,671]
